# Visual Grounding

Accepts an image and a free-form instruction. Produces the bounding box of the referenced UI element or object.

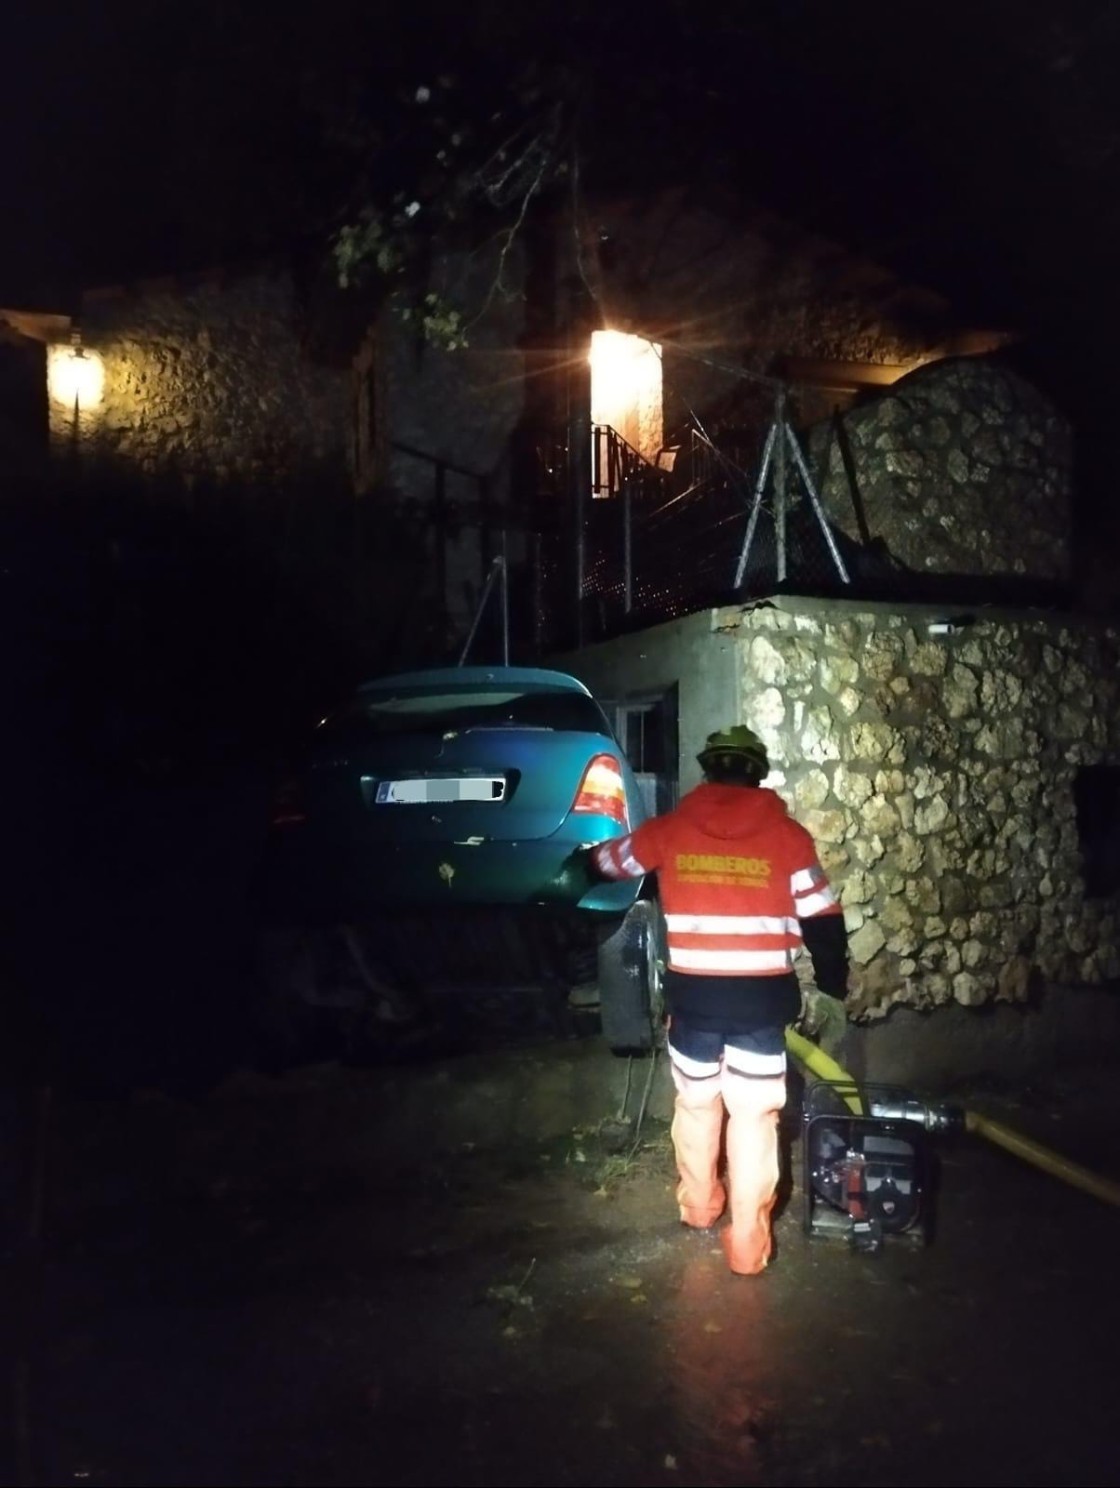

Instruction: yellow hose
[785,1025,1120,1209]
[963,1110,1120,1209]
[784,1026,864,1114]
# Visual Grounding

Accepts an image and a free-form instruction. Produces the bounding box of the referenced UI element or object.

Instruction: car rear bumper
[260,829,642,919]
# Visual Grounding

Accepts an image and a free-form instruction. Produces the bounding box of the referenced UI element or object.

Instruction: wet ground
[7,1038,1120,1488]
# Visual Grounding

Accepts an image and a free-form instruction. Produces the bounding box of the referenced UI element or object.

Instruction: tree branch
[468,142,553,327]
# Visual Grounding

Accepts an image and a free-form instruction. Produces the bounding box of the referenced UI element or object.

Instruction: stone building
[548,290,1114,1042]
[2,264,351,487]
[2,192,1115,1047]
[352,189,1011,639]
[560,596,1120,1029]
[2,192,1013,642]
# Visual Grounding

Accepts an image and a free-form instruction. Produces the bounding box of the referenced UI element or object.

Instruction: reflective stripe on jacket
[591,782,841,977]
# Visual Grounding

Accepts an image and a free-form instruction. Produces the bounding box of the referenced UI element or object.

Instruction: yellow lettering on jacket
[674,853,772,887]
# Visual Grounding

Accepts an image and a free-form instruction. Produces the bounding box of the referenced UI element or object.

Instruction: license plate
[373,776,506,805]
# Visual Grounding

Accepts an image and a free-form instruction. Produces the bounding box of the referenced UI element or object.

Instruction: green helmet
[698,724,769,779]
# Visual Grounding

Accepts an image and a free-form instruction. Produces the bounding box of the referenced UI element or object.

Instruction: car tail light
[270,775,307,827]
[571,753,629,828]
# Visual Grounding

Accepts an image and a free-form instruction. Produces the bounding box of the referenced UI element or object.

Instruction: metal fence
[401,404,873,666]
[535,414,858,652]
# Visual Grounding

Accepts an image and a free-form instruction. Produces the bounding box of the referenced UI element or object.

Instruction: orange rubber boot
[719,1071,786,1274]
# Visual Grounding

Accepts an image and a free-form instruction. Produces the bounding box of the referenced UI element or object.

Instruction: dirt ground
[7,1036,1120,1488]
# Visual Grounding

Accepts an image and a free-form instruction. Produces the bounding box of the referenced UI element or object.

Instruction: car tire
[597,899,665,1056]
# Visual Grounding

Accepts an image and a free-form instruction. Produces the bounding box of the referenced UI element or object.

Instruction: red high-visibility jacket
[591,783,841,977]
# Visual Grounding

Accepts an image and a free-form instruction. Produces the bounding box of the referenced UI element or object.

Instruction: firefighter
[582,724,849,1275]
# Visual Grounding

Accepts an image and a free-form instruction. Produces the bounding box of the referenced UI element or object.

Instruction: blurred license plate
[375,777,506,804]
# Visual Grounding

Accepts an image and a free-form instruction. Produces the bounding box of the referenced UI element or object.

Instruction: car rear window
[328,686,611,737]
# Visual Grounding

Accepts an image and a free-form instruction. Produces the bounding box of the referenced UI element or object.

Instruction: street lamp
[48,330,105,412]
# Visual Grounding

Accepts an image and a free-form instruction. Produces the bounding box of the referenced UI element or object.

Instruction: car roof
[356,666,594,697]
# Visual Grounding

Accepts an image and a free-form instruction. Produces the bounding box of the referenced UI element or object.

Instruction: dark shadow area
[775,1060,805,1233]
[0,462,447,1100]
[1074,764,1120,899]
[0,454,615,1118]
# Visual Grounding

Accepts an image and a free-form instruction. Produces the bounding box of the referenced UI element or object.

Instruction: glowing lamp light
[588,329,663,467]
[588,330,661,415]
[48,335,105,411]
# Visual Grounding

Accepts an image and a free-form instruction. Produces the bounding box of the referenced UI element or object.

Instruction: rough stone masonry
[811,356,1072,583]
[54,269,349,484]
[727,602,1120,1017]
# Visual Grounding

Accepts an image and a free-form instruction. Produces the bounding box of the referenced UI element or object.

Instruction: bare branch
[467,143,553,328]
[469,111,558,208]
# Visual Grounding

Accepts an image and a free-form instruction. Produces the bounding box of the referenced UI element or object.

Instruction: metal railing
[591,423,653,498]
[386,411,861,664]
[534,411,860,653]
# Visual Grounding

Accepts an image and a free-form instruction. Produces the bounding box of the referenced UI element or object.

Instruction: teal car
[257,667,664,1055]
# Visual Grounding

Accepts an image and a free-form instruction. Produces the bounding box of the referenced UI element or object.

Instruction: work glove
[533,846,598,905]
[799,986,849,1056]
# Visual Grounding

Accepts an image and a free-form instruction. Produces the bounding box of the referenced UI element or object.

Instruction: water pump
[802,1080,964,1253]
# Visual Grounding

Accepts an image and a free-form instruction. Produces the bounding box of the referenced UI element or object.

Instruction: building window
[1073,765,1120,898]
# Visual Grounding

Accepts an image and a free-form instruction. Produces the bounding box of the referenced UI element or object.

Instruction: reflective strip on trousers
[667,1043,722,1079]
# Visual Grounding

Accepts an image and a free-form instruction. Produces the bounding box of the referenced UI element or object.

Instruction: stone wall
[580,192,955,433]
[723,599,1120,1017]
[54,268,349,483]
[809,357,1072,583]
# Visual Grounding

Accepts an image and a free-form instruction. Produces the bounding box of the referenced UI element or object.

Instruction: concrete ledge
[828,981,1120,1092]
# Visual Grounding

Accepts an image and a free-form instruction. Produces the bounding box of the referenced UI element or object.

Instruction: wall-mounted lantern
[48,330,105,412]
